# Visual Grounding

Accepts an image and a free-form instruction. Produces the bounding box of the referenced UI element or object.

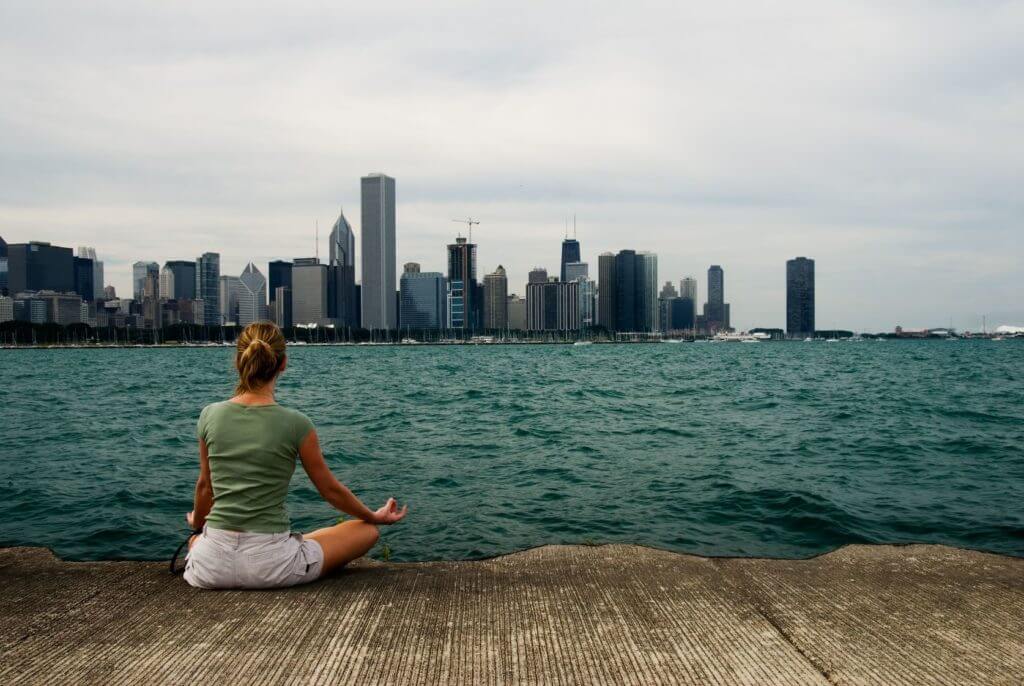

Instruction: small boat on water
[573,340,593,346]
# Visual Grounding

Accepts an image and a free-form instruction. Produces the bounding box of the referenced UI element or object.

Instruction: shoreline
[2,542,1020,684]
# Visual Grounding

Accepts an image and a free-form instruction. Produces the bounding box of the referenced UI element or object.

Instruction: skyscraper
[329,208,357,327]
[560,237,580,283]
[268,260,292,322]
[238,262,268,326]
[132,261,159,301]
[360,173,397,330]
[195,252,221,326]
[597,252,616,331]
[702,265,730,333]
[447,237,478,330]
[0,236,7,295]
[218,275,242,325]
[165,260,197,300]
[483,265,508,330]
[528,267,548,284]
[8,242,74,294]
[527,278,580,332]
[679,276,698,332]
[507,294,526,330]
[786,257,815,338]
[637,252,658,333]
[73,256,94,302]
[614,250,637,332]
[400,269,447,329]
[159,265,175,299]
[563,261,588,283]
[292,257,328,326]
[77,247,104,300]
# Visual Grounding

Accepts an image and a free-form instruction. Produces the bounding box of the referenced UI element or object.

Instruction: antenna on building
[574,213,577,239]
[315,220,319,261]
[451,217,480,244]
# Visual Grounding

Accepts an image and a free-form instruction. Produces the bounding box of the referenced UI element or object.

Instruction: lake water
[1,340,1022,562]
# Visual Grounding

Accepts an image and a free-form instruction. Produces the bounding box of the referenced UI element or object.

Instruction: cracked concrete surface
[1,544,1021,685]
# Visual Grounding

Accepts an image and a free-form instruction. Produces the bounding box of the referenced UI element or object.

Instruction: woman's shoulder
[275,404,314,426]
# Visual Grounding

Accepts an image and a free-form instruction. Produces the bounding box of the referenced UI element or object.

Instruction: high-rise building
[329,208,358,327]
[483,265,508,330]
[195,253,221,326]
[0,295,12,323]
[73,256,94,302]
[597,252,616,331]
[238,262,268,326]
[218,275,242,325]
[103,285,117,300]
[268,260,292,323]
[660,281,678,299]
[8,242,74,294]
[400,270,447,329]
[360,173,397,330]
[528,267,548,284]
[614,250,637,332]
[702,265,730,333]
[564,261,588,283]
[560,237,581,283]
[527,278,580,332]
[292,257,329,326]
[447,237,478,330]
[272,287,293,329]
[507,294,526,330]
[0,236,7,295]
[637,252,658,333]
[680,277,697,301]
[132,261,159,301]
[165,260,197,300]
[577,277,596,328]
[403,262,420,274]
[786,257,815,338]
[158,265,175,299]
[447,279,465,329]
[77,247,104,300]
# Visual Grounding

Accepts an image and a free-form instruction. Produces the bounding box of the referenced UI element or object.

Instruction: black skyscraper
[166,260,197,300]
[269,261,293,303]
[447,237,477,330]
[73,257,94,301]
[702,265,730,333]
[786,257,815,337]
[614,250,637,332]
[7,241,74,294]
[560,238,580,283]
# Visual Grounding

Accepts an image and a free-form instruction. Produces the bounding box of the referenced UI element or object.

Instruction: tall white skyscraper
[292,258,328,326]
[159,265,175,299]
[237,262,267,326]
[219,275,242,325]
[360,173,396,330]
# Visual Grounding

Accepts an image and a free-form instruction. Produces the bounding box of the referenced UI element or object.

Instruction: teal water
[1,340,1022,562]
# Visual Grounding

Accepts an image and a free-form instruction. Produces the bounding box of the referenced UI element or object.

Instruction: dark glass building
[195,252,220,326]
[74,257,95,301]
[400,271,447,329]
[560,238,580,283]
[597,252,616,331]
[786,257,815,338]
[165,260,197,300]
[0,235,7,295]
[7,241,74,294]
[447,237,477,330]
[614,250,637,332]
[702,265,730,333]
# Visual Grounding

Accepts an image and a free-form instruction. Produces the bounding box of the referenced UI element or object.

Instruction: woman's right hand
[372,497,408,525]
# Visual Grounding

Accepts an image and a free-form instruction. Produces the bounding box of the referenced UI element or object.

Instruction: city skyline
[1,4,1021,330]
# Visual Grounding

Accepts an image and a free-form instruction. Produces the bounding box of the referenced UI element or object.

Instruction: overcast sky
[1,1,1021,331]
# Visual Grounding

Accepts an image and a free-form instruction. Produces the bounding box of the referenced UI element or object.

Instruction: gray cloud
[1,1,1022,330]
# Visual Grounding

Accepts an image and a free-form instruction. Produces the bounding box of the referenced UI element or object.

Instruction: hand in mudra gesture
[373,497,408,525]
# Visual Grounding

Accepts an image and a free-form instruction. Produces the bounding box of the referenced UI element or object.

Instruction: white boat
[660,339,684,344]
[712,332,761,343]
[573,340,593,346]
[825,338,839,343]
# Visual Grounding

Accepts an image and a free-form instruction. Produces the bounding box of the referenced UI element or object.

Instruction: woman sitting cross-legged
[184,321,407,589]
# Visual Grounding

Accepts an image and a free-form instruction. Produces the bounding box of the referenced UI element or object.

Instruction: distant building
[292,257,329,326]
[73,256,94,302]
[195,252,221,326]
[527,278,580,332]
[268,260,292,326]
[786,257,815,338]
[483,265,508,330]
[0,295,12,322]
[103,285,117,300]
[272,287,292,329]
[576,277,596,328]
[165,260,197,300]
[14,290,83,325]
[447,237,478,330]
[637,252,658,332]
[403,262,420,274]
[564,261,588,283]
[218,275,242,325]
[528,267,548,284]
[400,270,447,329]
[238,262,267,326]
[660,281,678,299]
[702,265,730,333]
[132,261,159,301]
[8,242,74,295]
[447,279,466,329]
[360,173,397,330]
[507,294,526,330]
[597,252,616,331]
[0,236,7,295]
[329,208,358,327]
[560,238,581,283]
[76,247,104,300]
[159,265,175,300]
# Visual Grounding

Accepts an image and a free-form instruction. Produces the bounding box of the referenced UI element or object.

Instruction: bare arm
[186,438,213,530]
[299,429,407,524]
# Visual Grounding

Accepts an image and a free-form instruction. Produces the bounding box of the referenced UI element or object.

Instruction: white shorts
[184,525,324,590]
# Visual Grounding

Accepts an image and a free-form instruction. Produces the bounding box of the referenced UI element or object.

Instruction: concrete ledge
[1,544,1021,685]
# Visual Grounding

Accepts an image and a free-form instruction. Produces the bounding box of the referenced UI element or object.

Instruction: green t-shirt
[197,401,315,533]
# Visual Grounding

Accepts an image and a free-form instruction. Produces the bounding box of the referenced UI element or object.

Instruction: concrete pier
[1,543,1021,685]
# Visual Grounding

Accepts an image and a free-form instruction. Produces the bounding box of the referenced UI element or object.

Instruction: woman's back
[199,400,313,533]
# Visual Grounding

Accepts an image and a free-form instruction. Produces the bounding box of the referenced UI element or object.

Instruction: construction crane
[451,217,480,244]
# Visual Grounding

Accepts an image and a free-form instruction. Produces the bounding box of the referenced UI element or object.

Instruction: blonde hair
[235,321,287,394]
